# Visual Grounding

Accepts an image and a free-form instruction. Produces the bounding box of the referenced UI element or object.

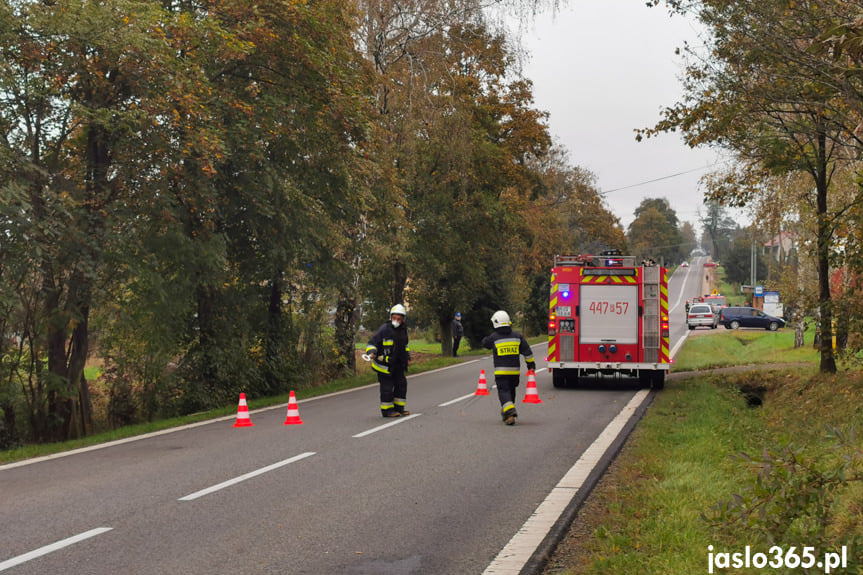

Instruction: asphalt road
[0,262,706,575]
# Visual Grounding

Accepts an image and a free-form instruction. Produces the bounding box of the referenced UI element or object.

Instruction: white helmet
[390,304,407,317]
[491,310,511,328]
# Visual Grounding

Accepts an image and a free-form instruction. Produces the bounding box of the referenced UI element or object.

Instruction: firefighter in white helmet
[365,304,411,417]
[482,310,535,425]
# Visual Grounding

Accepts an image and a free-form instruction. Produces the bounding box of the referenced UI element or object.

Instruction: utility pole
[750,241,757,286]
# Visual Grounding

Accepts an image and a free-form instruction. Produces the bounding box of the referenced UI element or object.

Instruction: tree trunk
[66,271,93,438]
[794,319,805,348]
[814,128,836,373]
[835,304,849,350]
[0,399,16,447]
[196,281,216,380]
[439,317,452,357]
[264,276,285,392]
[334,293,360,374]
[391,259,408,305]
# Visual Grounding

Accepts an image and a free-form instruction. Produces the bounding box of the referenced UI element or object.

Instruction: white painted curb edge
[482,388,651,575]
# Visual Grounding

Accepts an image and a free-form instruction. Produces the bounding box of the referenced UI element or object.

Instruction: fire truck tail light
[661,315,670,337]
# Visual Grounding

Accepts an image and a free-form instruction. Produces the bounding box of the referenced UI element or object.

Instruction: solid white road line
[178,452,316,501]
[671,263,694,314]
[351,413,422,438]
[0,527,113,572]
[482,389,651,575]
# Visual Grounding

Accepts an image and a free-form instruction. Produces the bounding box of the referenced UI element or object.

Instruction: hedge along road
[1,270,696,574]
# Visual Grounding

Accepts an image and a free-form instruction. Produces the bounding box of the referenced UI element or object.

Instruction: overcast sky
[520,0,726,236]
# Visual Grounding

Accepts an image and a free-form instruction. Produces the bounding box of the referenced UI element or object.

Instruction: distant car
[680,261,689,267]
[687,303,718,330]
[720,306,786,331]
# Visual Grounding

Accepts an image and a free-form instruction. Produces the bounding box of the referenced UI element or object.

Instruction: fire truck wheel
[651,371,665,390]
[638,371,652,389]
[552,370,567,389]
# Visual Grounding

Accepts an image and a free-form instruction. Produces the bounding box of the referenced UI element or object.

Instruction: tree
[643,0,863,373]
[405,23,553,352]
[724,235,768,286]
[0,0,373,438]
[679,221,698,258]
[627,198,684,264]
[0,0,210,439]
[698,201,737,261]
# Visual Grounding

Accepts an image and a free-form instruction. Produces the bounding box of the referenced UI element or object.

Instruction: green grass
[672,328,818,372]
[355,338,452,354]
[553,378,760,574]
[546,329,863,575]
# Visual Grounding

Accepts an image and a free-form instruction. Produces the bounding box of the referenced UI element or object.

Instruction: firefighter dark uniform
[482,310,535,425]
[365,305,411,417]
[451,312,463,357]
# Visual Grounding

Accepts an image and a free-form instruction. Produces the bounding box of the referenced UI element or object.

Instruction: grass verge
[671,328,817,372]
[544,332,863,574]
[544,376,760,573]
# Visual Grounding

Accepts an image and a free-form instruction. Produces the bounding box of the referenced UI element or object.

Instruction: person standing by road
[482,310,535,425]
[451,312,464,357]
[365,304,411,418]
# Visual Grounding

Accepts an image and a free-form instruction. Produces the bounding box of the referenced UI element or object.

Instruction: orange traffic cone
[474,369,490,396]
[283,391,304,425]
[522,370,543,404]
[233,392,254,427]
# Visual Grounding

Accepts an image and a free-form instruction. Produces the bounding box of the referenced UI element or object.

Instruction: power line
[599,163,721,195]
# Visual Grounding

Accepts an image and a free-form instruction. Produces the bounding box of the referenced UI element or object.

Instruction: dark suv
[719,306,785,331]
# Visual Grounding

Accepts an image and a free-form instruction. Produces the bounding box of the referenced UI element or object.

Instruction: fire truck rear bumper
[551,362,670,372]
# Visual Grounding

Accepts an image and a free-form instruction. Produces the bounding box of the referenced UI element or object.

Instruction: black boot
[501,407,518,425]
[394,400,409,416]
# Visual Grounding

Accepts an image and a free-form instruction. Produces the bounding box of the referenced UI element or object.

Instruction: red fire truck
[547,250,670,389]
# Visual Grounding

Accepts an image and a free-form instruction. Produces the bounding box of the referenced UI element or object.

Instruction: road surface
[0,262,706,574]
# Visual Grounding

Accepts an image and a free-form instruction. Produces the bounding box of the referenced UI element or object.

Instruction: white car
[687,303,718,329]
